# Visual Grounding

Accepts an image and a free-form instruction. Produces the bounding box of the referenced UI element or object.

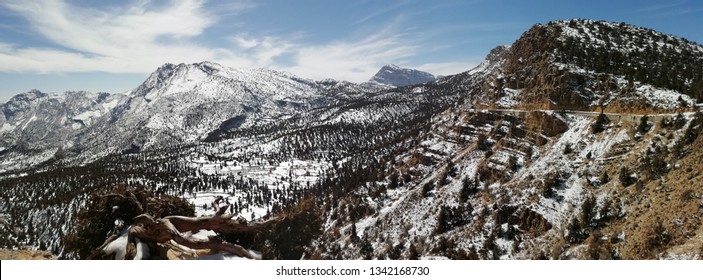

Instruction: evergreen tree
[434,207,448,235]
[567,217,587,244]
[637,115,650,134]
[350,222,358,243]
[422,182,433,197]
[619,167,634,186]
[459,176,473,203]
[360,234,374,260]
[581,195,597,228]
[407,243,420,260]
[591,112,610,133]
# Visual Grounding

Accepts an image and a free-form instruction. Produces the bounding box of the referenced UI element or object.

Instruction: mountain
[1,62,371,171]
[87,62,335,153]
[482,19,702,111]
[367,64,437,87]
[1,19,703,260]
[0,90,124,172]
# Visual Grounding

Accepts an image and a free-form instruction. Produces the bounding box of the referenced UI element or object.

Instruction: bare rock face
[368,64,436,87]
[524,111,568,138]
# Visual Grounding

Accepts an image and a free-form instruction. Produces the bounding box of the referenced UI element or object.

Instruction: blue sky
[0,0,701,102]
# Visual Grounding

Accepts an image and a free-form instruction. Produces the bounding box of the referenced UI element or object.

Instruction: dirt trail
[484,108,692,123]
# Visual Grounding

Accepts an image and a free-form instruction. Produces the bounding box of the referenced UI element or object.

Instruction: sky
[0,0,701,102]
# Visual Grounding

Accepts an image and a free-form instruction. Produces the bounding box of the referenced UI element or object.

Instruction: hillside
[480,19,702,111]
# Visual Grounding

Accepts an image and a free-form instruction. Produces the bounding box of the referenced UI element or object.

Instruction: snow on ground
[189,157,329,188]
[186,191,271,221]
[0,147,59,173]
[196,251,260,260]
[498,88,521,108]
[329,108,378,125]
[20,115,37,130]
[184,156,330,220]
[72,108,108,127]
[522,114,629,226]
[1,123,16,132]
[636,84,695,109]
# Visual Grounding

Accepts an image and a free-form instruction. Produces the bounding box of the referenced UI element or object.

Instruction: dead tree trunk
[101,195,281,260]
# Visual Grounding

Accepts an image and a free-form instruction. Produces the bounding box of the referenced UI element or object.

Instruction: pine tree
[599,172,610,185]
[508,155,519,171]
[567,217,587,244]
[407,243,419,260]
[591,112,610,133]
[673,113,686,129]
[422,181,433,197]
[388,172,399,189]
[350,222,358,243]
[581,195,597,228]
[434,207,448,235]
[619,167,634,186]
[637,115,650,134]
[360,234,373,260]
[459,176,473,203]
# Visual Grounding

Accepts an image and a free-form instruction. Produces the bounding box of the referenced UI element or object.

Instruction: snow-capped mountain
[0,90,124,171]
[366,64,437,87]
[0,62,361,169]
[1,19,702,260]
[88,62,335,154]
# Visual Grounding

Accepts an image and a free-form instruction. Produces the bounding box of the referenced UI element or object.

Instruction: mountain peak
[497,19,703,110]
[369,64,436,87]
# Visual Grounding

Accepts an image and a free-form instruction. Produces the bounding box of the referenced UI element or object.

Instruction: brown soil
[0,249,57,260]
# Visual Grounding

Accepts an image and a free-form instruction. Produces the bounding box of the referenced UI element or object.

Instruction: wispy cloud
[283,29,419,82]
[0,0,237,73]
[633,1,687,13]
[631,0,702,18]
[350,0,411,26]
[413,60,482,77]
[0,0,461,83]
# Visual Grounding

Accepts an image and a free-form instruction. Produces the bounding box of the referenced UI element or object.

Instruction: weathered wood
[87,234,119,260]
[108,200,282,259]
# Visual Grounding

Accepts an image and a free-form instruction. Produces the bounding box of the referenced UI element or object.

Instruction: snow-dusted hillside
[310,105,703,260]
[492,19,703,111]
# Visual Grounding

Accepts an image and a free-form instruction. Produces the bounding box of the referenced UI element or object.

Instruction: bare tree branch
[102,202,283,259]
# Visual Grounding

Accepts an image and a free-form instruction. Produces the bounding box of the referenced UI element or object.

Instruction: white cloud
[0,0,253,73]
[413,60,482,77]
[231,36,260,49]
[281,27,420,82]
[0,0,444,83]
